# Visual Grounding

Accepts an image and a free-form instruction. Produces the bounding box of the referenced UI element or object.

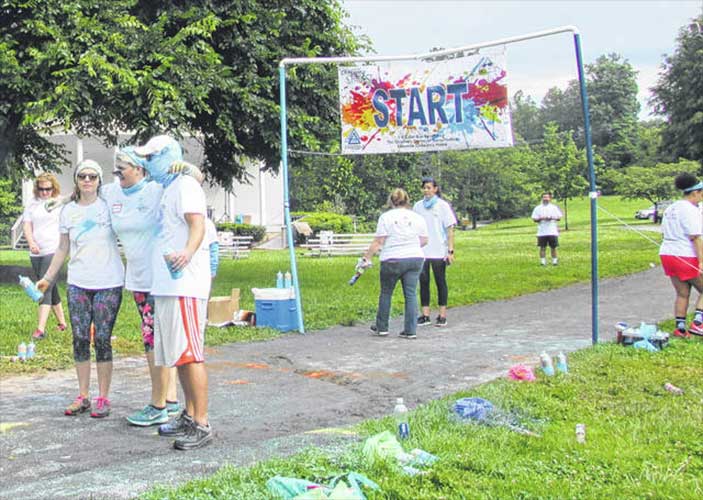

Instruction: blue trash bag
[453,397,494,421]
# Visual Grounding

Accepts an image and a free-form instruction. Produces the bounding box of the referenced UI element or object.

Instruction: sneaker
[673,329,691,339]
[126,405,169,427]
[398,331,417,339]
[166,401,181,417]
[57,323,67,332]
[32,329,46,340]
[65,395,91,416]
[435,316,448,327]
[688,322,703,337]
[370,325,389,336]
[90,397,111,418]
[159,410,193,437]
[417,315,431,326]
[174,422,213,450]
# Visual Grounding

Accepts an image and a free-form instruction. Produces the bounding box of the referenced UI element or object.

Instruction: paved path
[0,268,674,499]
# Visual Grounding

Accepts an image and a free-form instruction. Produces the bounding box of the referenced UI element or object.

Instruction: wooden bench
[301,231,375,257]
[217,232,254,259]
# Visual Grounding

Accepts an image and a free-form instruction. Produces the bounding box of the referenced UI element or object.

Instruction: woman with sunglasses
[659,172,703,339]
[38,160,125,418]
[22,173,68,339]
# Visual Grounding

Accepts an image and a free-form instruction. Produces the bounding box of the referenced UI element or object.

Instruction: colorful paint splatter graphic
[339,52,512,154]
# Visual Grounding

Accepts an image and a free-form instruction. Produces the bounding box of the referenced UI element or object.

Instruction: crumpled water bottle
[276,271,284,288]
[556,352,568,373]
[19,275,43,302]
[284,271,292,288]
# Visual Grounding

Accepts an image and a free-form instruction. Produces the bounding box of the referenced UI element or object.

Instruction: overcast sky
[342,0,701,118]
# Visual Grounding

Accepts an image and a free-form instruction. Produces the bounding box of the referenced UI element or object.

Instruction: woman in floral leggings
[38,160,125,418]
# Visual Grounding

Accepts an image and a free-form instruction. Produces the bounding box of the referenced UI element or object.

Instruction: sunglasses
[77,173,99,181]
[37,187,53,192]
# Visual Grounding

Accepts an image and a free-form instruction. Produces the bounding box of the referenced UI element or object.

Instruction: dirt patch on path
[0,268,672,499]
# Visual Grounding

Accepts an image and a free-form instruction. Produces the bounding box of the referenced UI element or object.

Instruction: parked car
[635,200,673,223]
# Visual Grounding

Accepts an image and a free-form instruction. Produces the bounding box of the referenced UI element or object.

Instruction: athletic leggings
[132,291,155,353]
[419,258,448,307]
[30,254,61,306]
[67,285,122,363]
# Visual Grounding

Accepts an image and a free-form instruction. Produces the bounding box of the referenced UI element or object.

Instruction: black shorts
[537,235,558,248]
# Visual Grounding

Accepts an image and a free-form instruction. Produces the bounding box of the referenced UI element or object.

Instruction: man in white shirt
[135,136,213,450]
[531,192,563,266]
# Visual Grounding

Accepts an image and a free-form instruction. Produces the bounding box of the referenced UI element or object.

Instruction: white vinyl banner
[339,52,513,154]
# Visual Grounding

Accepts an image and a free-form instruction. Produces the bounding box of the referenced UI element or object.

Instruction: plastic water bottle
[575,423,586,444]
[17,342,27,361]
[556,352,568,373]
[162,248,183,279]
[19,275,43,302]
[284,271,292,288]
[276,271,284,288]
[26,342,35,360]
[394,397,410,440]
[539,351,555,376]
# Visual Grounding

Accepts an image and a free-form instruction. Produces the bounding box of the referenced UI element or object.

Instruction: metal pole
[279,65,305,333]
[573,33,599,345]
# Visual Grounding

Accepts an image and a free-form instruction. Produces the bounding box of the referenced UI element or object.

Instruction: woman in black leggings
[413,177,457,327]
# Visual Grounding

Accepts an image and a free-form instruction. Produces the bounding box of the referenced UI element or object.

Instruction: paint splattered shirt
[59,199,125,289]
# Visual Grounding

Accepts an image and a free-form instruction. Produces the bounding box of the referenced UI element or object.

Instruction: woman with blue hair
[101,147,182,426]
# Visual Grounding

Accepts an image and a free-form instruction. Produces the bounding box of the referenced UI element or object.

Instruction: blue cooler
[252,288,299,332]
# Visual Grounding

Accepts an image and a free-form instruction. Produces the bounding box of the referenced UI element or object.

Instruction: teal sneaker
[126,405,169,427]
[166,401,181,417]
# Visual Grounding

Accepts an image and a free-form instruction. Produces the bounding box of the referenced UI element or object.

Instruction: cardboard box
[207,289,240,325]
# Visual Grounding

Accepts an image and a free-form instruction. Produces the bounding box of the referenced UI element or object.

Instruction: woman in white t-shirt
[22,173,67,339]
[413,176,457,327]
[38,160,125,419]
[659,173,703,339]
[363,188,428,339]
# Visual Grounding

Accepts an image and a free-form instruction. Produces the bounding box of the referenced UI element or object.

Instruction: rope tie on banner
[597,203,702,274]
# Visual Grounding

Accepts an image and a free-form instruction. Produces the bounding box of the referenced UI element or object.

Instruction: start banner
[339,52,512,154]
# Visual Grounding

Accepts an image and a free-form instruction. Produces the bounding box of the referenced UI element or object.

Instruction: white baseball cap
[134,135,178,157]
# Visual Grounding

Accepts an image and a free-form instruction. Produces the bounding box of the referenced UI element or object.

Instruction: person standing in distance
[135,136,213,450]
[531,192,563,266]
[413,176,457,327]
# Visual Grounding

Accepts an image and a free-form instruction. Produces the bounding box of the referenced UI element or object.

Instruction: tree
[606,160,700,221]
[441,147,537,229]
[0,178,21,245]
[651,12,703,167]
[510,90,542,144]
[529,123,588,230]
[1,0,363,185]
[534,53,640,169]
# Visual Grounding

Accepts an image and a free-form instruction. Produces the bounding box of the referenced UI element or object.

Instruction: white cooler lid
[251,287,296,300]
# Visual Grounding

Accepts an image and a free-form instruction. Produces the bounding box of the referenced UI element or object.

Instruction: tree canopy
[651,13,703,167]
[0,0,363,185]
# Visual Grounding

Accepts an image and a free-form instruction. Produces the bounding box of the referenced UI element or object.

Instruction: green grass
[141,341,703,499]
[0,195,661,375]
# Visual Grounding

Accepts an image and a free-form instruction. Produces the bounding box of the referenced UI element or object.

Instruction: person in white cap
[134,135,213,450]
[38,159,125,419]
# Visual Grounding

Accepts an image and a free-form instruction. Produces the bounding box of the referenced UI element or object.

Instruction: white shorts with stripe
[153,296,207,367]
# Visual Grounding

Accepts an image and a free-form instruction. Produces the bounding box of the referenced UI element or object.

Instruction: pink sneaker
[688,322,703,337]
[90,397,111,418]
[32,329,46,340]
[57,323,68,332]
[673,329,691,339]
[65,395,91,416]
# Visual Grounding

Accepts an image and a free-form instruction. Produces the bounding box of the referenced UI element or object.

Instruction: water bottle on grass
[394,397,410,440]
[18,342,27,361]
[556,352,568,373]
[539,351,555,376]
[27,342,36,360]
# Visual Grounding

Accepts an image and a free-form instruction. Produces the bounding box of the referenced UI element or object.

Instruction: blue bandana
[142,139,182,188]
[423,195,439,209]
[121,177,147,196]
[683,181,703,193]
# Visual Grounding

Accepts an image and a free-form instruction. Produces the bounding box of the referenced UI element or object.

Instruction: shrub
[292,212,354,234]
[215,223,266,243]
